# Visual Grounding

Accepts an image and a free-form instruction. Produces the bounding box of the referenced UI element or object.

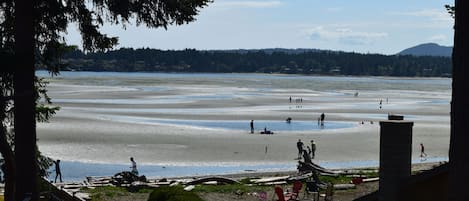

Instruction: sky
[65,0,454,55]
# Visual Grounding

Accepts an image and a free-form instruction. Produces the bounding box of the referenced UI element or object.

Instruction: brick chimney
[379,115,414,201]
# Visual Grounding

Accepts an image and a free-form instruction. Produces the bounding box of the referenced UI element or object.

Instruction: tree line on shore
[57,47,452,77]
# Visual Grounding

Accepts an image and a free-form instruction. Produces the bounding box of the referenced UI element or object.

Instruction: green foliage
[239,177,254,184]
[35,105,60,123]
[81,186,169,201]
[1,0,212,200]
[83,186,131,201]
[445,5,455,19]
[148,186,203,201]
[318,171,378,185]
[319,175,352,185]
[37,152,54,177]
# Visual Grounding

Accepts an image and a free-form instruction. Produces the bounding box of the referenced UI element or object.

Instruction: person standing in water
[250,120,254,134]
[320,113,325,126]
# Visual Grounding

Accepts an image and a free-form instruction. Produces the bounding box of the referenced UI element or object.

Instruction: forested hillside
[58,48,452,77]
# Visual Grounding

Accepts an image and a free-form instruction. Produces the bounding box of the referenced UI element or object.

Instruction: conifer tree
[1,0,211,200]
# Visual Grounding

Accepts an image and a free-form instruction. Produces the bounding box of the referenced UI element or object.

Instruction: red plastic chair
[274,186,290,201]
[289,181,303,200]
[293,181,303,193]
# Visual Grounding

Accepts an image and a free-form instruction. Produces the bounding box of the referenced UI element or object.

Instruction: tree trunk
[14,0,38,200]
[0,127,15,201]
[449,0,469,200]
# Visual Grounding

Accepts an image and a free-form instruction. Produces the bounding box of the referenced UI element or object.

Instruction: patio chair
[274,186,292,201]
[289,180,303,200]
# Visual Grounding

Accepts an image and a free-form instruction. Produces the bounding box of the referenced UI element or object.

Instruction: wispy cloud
[306,26,388,45]
[428,34,448,43]
[390,9,452,23]
[215,0,283,8]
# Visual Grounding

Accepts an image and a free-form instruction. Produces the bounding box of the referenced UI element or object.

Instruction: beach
[36,72,450,180]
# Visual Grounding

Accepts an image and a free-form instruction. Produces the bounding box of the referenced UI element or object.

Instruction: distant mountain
[398,43,452,57]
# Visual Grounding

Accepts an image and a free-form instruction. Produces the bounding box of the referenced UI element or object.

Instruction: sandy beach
[36,72,450,180]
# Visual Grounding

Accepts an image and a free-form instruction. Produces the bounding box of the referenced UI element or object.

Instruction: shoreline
[47,157,448,182]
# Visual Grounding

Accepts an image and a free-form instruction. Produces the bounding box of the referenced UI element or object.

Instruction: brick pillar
[379,116,413,201]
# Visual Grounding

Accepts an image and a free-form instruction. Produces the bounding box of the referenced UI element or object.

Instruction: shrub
[148,186,203,201]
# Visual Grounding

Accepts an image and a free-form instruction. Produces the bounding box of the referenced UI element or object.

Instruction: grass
[148,186,203,201]
[82,186,151,201]
[193,183,271,193]
[77,173,376,201]
[318,171,379,185]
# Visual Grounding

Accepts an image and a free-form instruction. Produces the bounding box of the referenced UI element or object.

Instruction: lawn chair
[289,180,303,200]
[274,186,294,201]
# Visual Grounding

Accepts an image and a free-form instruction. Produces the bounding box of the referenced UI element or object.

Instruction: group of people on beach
[249,112,326,134]
[296,139,316,161]
[289,96,305,109]
[250,120,274,134]
[289,96,303,103]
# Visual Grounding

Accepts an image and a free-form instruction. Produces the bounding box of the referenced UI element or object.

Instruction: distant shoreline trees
[56,48,452,77]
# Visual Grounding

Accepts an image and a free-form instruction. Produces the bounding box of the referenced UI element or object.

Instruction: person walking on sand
[54,159,62,183]
[296,139,304,159]
[250,120,254,134]
[311,140,316,159]
[130,157,139,175]
[289,96,292,103]
[420,143,427,159]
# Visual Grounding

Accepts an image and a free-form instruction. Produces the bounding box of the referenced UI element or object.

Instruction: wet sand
[36,72,450,178]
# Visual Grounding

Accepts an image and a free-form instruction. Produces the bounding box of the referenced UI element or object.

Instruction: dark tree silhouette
[449,0,469,200]
[57,48,452,76]
[1,0,211,200]
[14,1,36,200]
[445,5,455,19]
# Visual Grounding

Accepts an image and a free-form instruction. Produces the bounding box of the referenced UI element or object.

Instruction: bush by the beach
[148,186,203,201]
